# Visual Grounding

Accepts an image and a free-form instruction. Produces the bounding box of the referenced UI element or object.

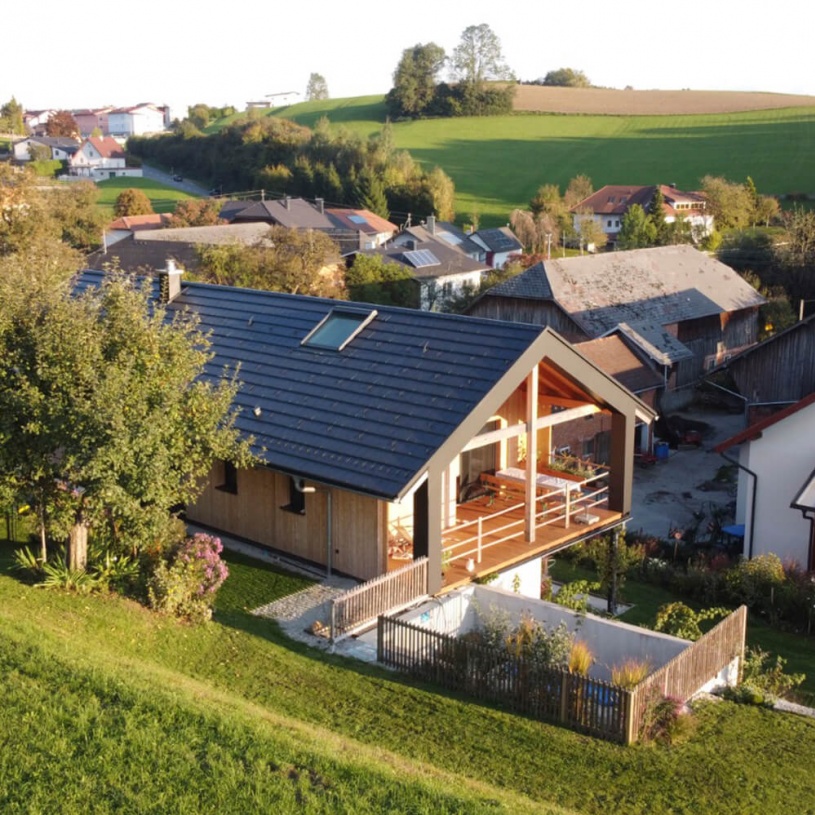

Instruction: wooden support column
[426,465,444,595]
[525,365,539,543]
[608,410,635,515]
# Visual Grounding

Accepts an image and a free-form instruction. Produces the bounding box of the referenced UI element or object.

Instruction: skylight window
[301,307,377,351]
[348,214,367,224]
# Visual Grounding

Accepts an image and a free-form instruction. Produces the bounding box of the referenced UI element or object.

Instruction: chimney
[159,258,183,303]
[407,239,418,251]
[283,195,290,210]
[315,197,324,214]
[426,215,436,235]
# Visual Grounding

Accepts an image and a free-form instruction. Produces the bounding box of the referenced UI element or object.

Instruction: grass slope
[252,97,815,227]
[95,177,198,215]
[3,539,815,813]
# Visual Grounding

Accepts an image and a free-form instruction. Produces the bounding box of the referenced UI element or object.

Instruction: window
[301,307,377,351]
[216,460,238,494]
[281,477,306,515]
[607,220,612,227]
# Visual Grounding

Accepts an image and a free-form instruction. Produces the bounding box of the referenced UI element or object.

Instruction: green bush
[722,646,805,705]
[653,602,729,641]
[724,553,785,612]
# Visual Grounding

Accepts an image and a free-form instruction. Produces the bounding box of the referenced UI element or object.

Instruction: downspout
[719,450,757,559]
[294,478,332,577]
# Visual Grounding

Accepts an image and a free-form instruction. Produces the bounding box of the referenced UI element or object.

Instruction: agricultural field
[253,93,815,227]
[95,177,197,215]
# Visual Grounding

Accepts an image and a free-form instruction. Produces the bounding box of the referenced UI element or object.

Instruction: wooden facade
[468,296,585,342]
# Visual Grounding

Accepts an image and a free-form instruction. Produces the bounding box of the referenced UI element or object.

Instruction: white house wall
[738,401,815,566]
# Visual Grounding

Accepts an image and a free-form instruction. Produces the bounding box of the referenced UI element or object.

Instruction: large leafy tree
[0,96,24,134]
[617,204,657,249]
[700,175,755,230]
[114,187,155,217]
[305,73,329,101]
[0,272,251,565]
[45,110,79,137]
[541,68,591,88]
[386,43,446,118]
[345,254,416,307]
[450,24,513,87]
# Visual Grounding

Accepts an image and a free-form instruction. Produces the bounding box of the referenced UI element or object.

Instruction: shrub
[737,646,805,701]
[724,553,785,611]
[553,579,601,613]
[653,602,729,641]
[639,694,689,744]
[611,659,651,688]
[568,640,593,675]
[147,533,229,623]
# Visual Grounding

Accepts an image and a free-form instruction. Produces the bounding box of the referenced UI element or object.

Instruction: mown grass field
[3,535,815,814]
[242,95,815,227]
[95,177,197,215]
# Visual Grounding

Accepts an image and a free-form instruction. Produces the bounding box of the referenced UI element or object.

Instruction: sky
[5,0,814,120]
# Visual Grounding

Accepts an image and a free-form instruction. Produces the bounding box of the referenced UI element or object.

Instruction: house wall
[729,320,815,404]
[188,464,385,580]
[736,401,815,567]
[420,270,485,311]
[467,296,586,342]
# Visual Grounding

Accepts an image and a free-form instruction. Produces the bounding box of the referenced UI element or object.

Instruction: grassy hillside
[3,537,815,813]
[234,97,815,227]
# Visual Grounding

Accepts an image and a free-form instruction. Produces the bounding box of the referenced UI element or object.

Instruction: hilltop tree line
[128,117,455,222]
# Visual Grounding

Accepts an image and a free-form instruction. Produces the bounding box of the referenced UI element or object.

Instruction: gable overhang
[397,326,656,501]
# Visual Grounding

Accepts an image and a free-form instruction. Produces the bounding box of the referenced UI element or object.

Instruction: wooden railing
[378,605,747,744]
[378,614,631,742]
[329,557,428,644]
[627,605,747,741]
[443,472,610,567]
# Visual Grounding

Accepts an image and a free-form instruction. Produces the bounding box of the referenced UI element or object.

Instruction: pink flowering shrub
[147,533,229,622]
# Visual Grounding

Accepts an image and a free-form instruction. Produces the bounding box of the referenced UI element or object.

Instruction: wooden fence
[628,604,747,740]
[378,615,631,742]
[329,557,428,643]
[378,605,747,744]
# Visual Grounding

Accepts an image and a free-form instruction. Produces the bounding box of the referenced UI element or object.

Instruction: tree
[345,254,416,307]
[386,43,446,118]
[0,96,24,134]
[167,198,223,228]
[541,68,591,88]
[114,188,155,217]
[46,110,79,138]
[305,73,329,101]
[354,167,389,219]
[0,272,251,566]
[574,210,607,252]
[617,204,657,249]
[700,175,755,230]
[450,24,513,88]
[564,174,594,208]
[649,186,671,244]
[510,209,559,255]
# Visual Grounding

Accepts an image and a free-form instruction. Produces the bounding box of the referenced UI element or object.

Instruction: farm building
[75,268,655,594]
[467,245,765,407]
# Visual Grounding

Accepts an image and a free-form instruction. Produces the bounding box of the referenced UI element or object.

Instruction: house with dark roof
[470,227,524,268]
[220,197,335,230]
[715,393,815,569]
[467,246,765,403]
[12,136,80,163]
[391,217,486,262]
[351,236,492,310]
[75,268,655,595]
[572,185,714,246]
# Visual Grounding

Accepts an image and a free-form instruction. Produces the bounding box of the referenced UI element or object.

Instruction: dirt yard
[512,85,815,116]
[630,406,746,540]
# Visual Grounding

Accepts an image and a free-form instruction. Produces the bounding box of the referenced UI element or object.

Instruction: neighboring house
[715,393,815,569]
[72,107,112,136]
[391,217,486,262]
[351,237,492,310]
[220,197,335,230]
[265,91,300,107]
[572,184,714,246]
[325,207,397,250]
[707,312,815,422]
[12,136,79,162]
[89,222,275,272]
[552,336,663,460]
[23,109,54,135]
[467,245,765,402]
[470,227,524,268]
[75,268,655,595]
[68,136,141,180]
[108,103,170,136]
[103,214,173,247]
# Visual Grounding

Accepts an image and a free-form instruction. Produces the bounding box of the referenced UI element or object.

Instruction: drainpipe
[718,451,757,560]
[294,478,332,577]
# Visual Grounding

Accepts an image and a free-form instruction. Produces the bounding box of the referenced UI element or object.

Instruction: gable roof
[572,185,708,218]
[107,214,171,231]
[74,270,653,500]
[360,239,490,281]
[715,392,815,453]
[398,222,485,259]
[483,246,764,363]
[471,227,523,255]
[325,208,397,236]
[220,198,334,230]
[84,136,125,158]
[576,336,663,394]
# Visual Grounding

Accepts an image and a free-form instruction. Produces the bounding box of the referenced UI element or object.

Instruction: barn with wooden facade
[468,246,765,401]
[77,269,656,594]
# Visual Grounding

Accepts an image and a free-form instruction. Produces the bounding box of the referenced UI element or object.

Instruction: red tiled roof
[107,214,170,231]
[326,208,397,235]
[86,136,125,158]
[715,392,815,452]
[575,335,662,394]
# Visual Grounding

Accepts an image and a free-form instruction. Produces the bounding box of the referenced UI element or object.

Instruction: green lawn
[3,538,815,813]
[95,177,198,215]
[215,97,815,227]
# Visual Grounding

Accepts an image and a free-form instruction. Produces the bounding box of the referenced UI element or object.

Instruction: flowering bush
[147,533,229,623]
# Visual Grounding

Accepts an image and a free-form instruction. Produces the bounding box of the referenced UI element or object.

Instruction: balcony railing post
[477,516,483,563]
[564,487,570,529]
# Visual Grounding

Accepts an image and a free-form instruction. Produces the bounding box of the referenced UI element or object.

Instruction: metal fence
[329,557,428,643]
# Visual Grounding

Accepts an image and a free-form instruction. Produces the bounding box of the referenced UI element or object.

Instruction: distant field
[96,177,197,215]
[217,93,815,227]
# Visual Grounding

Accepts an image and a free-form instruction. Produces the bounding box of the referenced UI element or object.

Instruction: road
[142,163,210,197]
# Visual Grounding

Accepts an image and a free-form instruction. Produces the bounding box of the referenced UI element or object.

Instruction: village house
[12,135,79,163]
[107,103,170,137]
[467,245,765,408]
[68,136,142,180]
[75,267,654,596]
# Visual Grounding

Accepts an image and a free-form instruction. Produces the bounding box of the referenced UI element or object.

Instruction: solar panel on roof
[348,215,367,224]
[403,249,440,268]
